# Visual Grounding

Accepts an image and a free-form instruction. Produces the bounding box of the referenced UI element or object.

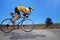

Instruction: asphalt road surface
[0,29,60,40]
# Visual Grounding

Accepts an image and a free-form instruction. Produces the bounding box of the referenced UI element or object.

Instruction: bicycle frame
[18,17,26,25]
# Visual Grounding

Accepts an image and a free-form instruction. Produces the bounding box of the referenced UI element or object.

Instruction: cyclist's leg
[13,7,20,25]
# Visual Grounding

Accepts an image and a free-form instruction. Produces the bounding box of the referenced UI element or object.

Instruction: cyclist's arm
[22,9,27,13]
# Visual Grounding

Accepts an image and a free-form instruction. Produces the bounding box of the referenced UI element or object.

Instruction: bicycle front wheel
[21,19,34,32]
[1,19,14,33]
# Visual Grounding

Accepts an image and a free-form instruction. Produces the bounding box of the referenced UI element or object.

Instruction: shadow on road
[3,32,46,40]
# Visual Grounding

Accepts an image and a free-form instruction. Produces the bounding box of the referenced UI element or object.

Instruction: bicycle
[0,13,34,33]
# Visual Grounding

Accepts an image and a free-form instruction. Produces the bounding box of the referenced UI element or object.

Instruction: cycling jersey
[17,6,29,13]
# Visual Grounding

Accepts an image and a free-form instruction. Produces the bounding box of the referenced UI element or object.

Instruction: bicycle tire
[1,19,14,33]
[21,19,34,32]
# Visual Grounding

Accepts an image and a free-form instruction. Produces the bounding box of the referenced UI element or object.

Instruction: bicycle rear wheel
[1,19,14,33]
[21,19,34,32]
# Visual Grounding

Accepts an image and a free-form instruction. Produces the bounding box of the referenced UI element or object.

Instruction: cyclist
[14,6,34,26]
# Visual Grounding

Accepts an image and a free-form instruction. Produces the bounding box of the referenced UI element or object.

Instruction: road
[0,29,60,40]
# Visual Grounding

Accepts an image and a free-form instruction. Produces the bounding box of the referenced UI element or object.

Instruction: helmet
[29,6,34,10]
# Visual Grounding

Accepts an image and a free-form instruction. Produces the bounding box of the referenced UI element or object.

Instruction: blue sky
[0,0,60,24]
